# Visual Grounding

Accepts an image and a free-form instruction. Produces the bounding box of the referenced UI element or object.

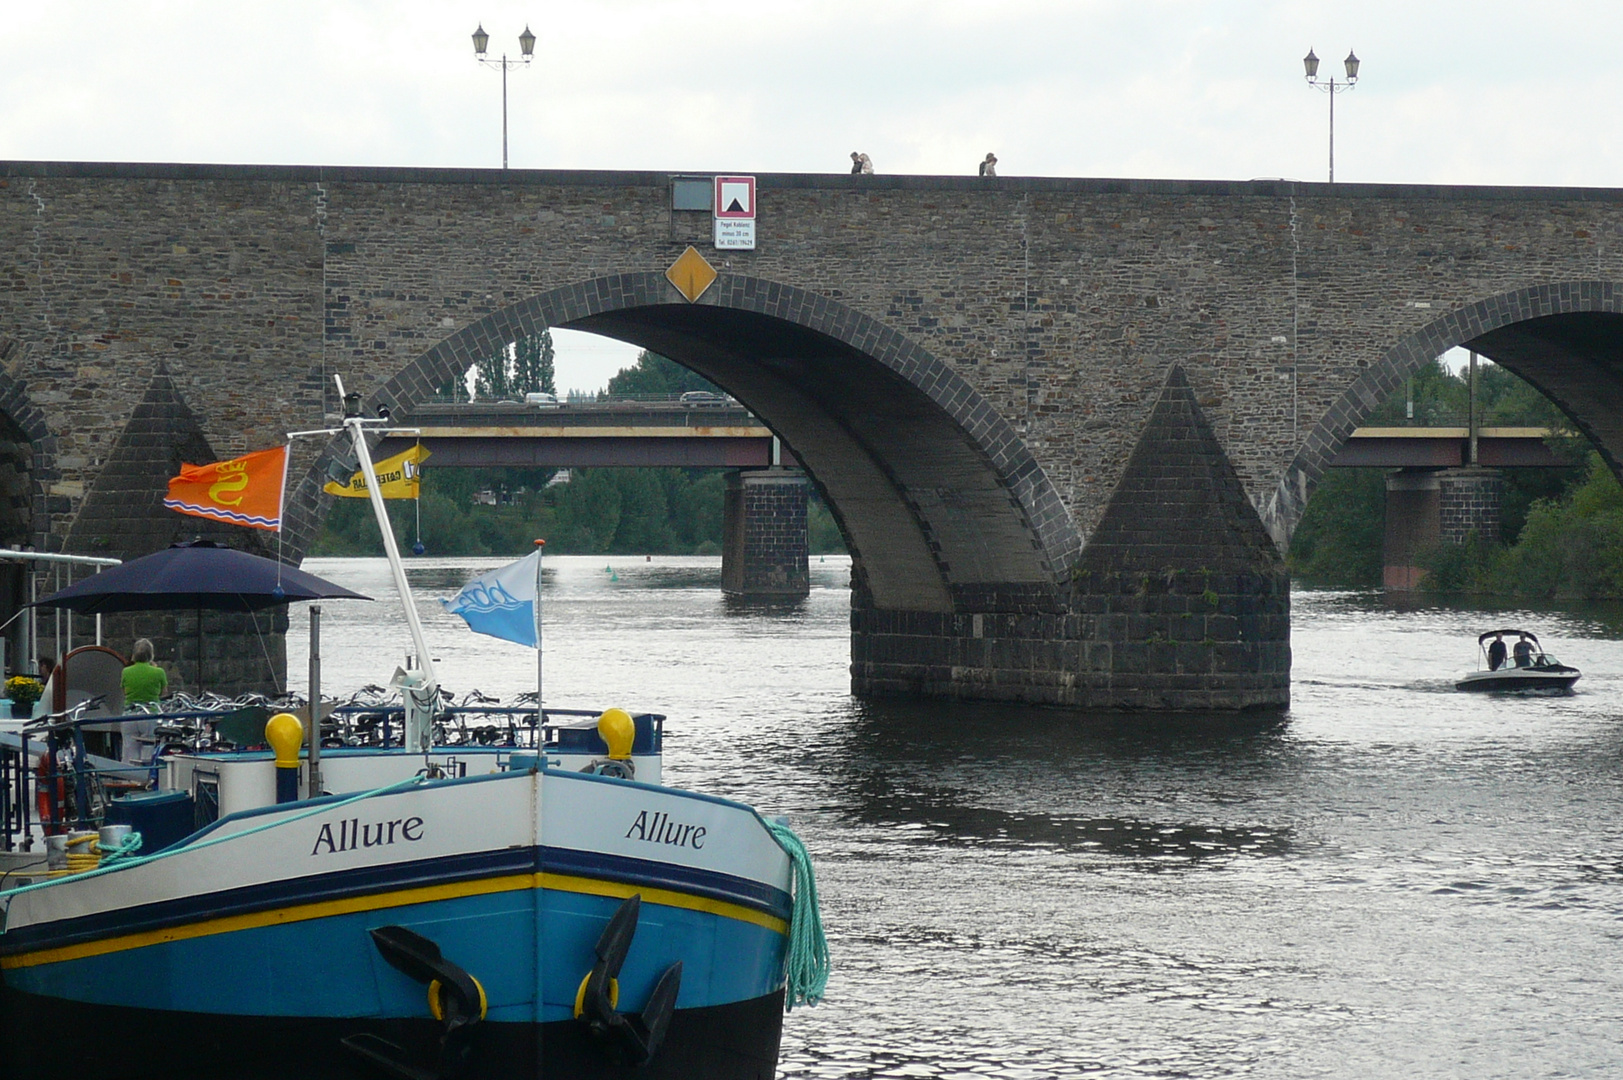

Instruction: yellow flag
[324,445,430,499]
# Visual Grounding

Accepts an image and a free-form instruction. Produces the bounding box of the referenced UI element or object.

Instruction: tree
[1287,468,1386,587]
[513,329,556,396]
[475,330,556,400]
[1291,357,1601,590]
[605,350,722,398]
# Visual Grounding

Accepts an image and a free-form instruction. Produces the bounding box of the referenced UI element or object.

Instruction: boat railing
[0,700,665,850]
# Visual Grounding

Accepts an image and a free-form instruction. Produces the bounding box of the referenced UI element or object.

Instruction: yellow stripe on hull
[2,871,786,971]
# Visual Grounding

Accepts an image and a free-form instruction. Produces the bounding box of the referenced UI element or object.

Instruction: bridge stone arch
[1266,281,1623,545]
[287,272,1083,618]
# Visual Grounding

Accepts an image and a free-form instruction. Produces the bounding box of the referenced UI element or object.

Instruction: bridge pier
[721,468,810,598]
[1383,471,1441,591]
[1438,466,1503,545]
[851,368,1292,711]
[1383,466,1502,591]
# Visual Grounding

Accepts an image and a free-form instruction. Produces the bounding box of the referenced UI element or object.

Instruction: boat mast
[335,378,439,751]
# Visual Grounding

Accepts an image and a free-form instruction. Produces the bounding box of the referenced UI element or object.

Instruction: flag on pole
[440,549,540,647]
[164,445,289,531]
[323,444,430,499]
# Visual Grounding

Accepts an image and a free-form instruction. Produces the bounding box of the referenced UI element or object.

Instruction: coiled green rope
[764,816,829,1011]
[98,831,143,864]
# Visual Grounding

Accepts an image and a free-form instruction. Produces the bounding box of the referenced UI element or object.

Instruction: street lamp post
[1303,48,1360,183]
[472,24,537,169]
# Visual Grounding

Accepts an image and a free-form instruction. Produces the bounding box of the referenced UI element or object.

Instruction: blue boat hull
[0,756,801,1078]
[1,854,787,1021]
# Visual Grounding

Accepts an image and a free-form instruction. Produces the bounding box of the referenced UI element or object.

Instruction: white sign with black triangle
[713,175,756,250]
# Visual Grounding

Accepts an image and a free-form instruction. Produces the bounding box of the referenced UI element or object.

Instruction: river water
[291,556,1623,1079]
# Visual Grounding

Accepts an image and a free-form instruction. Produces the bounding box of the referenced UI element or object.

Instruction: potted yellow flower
[6,675,43,717]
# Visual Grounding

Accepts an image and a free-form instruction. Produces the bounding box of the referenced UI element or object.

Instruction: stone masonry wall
[722,469,810,597]
[1437,467,1503,546]
[854,368,1290,709]
[7,166,1623,565]
[7,163,1623,706]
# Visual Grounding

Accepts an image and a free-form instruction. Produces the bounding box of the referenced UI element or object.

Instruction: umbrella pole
[196,605,204,695]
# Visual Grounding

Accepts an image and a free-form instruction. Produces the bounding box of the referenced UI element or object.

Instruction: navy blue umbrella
[31,541,370,694]
[31,540,370,614]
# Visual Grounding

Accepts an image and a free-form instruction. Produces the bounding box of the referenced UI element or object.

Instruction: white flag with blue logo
[440,550,539,647]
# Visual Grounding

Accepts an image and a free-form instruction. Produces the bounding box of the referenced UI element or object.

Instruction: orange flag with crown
[164,445,289,532]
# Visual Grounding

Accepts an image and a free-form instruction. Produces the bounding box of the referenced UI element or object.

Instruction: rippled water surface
[293,557,1623,1079]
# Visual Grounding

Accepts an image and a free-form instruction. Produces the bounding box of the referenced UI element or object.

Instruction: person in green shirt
[121,638,167,706]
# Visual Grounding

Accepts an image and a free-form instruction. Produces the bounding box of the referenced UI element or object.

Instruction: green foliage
[1293,358,1604,591]
[1288,468,1387,587]
[808,494,846,555]
[1365,356,1574,430]
[1414,532,1499,594]
[474,330,556,401]
[1366,358,1468,426]
[513,331,556,397]
[312,466,747,557]
[605,351,722,398]
[1485,454,1623,599]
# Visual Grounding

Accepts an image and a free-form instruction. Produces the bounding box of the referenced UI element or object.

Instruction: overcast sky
[5,0,1603,387]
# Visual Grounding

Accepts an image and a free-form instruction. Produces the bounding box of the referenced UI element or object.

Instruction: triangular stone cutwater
[1070,363,1290,709]
[66,370,271,562]
[1077,364,1283,577]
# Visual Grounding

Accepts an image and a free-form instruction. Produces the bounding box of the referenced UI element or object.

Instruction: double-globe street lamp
[472,24,536,169]
[1303,48,1360,183]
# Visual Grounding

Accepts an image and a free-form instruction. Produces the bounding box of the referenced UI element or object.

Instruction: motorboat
[0,386,826,1080]
[1455,629,1581,693]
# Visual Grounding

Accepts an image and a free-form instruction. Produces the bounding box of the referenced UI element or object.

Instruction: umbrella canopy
[31,541,370,614]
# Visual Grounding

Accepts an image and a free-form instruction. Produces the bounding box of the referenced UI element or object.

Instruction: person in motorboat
[1457,628,1580,692]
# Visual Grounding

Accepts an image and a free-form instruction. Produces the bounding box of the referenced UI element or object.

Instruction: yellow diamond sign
[665,246,718,303]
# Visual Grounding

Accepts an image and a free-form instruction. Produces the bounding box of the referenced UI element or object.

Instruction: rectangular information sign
[713,175,756,250]
[714,219,756,250]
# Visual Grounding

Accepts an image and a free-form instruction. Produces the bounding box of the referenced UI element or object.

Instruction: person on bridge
[851,151,873,175]
[1487,633,1507,671]
[979,153,998,177]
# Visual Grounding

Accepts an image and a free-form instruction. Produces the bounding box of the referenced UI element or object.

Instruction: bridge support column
[721,468,810,598]
[1383,467,1502,592]
[1437,466,1502,545]
[851,366,1291,711]
[1383,470,1441,591]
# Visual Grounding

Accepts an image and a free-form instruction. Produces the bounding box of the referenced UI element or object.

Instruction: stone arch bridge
[5,161,1623,708]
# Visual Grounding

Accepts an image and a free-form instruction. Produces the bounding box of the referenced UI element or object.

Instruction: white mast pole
[335,377,438,751]
[542,535,555,727]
